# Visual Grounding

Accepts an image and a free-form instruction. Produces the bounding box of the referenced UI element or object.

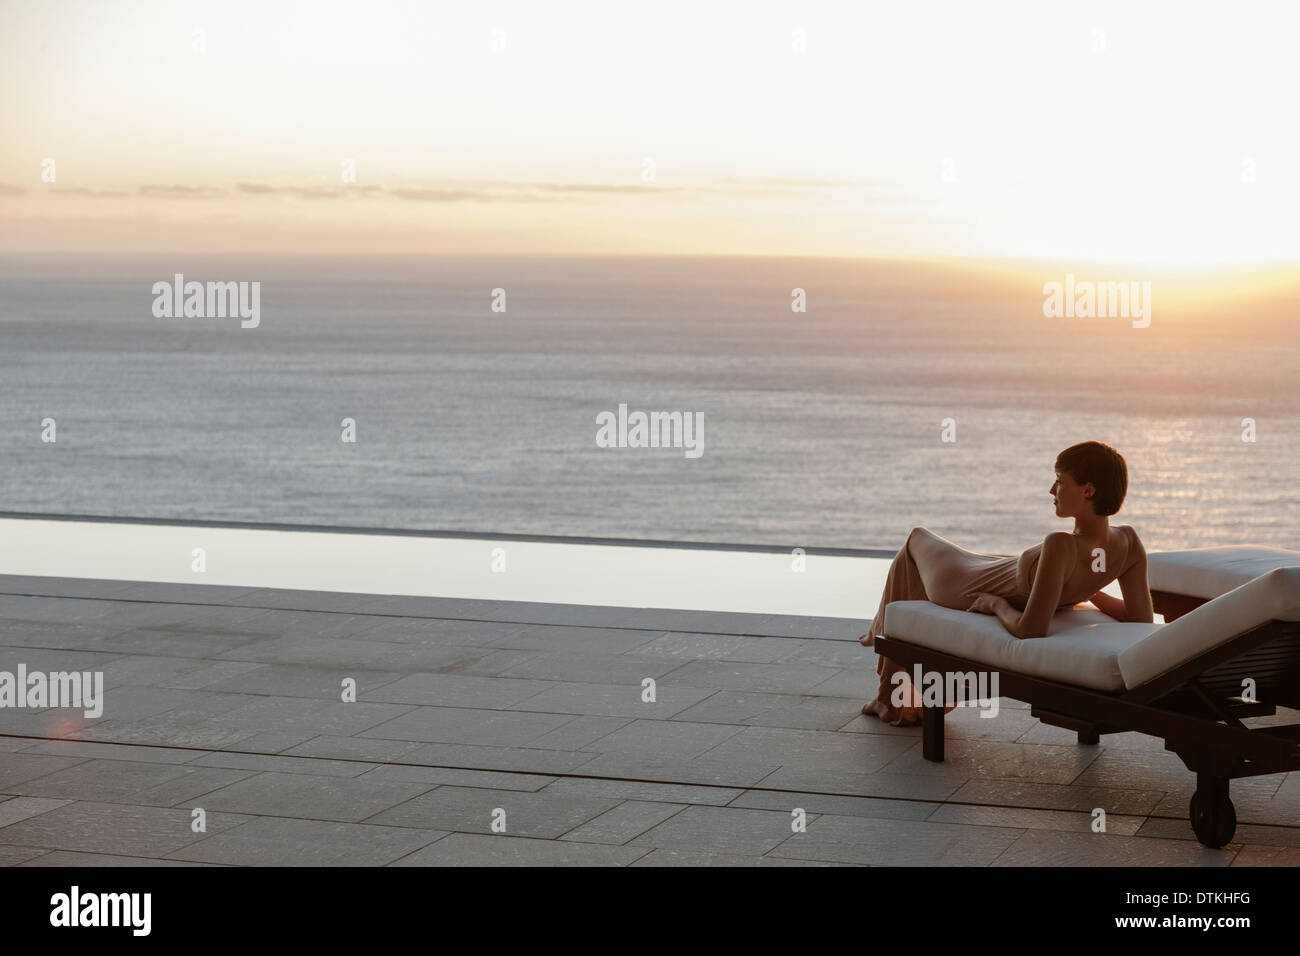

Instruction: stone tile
[0,577,140,600]
[494,625,662,654]
[95,627,265,658]
[779,638,879,669]
[396,741,599,776]
[99,655,231,689]
[447,649,545,677]
[728,789,936,822]
[365,673,554,708]
[700,726,916,774]
[358,706,577,748]
[927,802,1147,835]
[509,681,713,719]
[631,848,855,866]
[583,719,744,759]
[158,660,265,690]
[772,814,1023,866]
[667,661,842,694]
[230,589,389,613]
[559,801,689,844]
[1016,722,1170,752]
[989,829,1235,866]
[358,764,556,792]
[71,718,258,750]
[205,697,413,736]
[388,832,648,866]
[18,739,203,764]
[106,582,265,605]
[629,633,799,664]
[496,651,681,684]
[0,753,89,790]
[0,801,247,856]
[0,646,117,673]
[631,805,808,855]
[362,617,528,647]
[226,731,319,754]
[1135,816,1300,847]
[881,738,1102,785]
[8,759,255,806]
[947,776,1167,815]
[20,851,220,866]
[572,753,783,789]
[542,776,743,807]
[199,664,406,699]
[168,817,446,866]
[220,636,488,672]
[86,686,204,723]
[670,691,799,726]
[676,691,867,731]
[526,715,633,750]
[284,735,427,763]
[1231,845,1300,865]
[366,786,619,837]
[0,796,74,827]
[0,845,52,865]
[757,767,964,802]
[195,772,433,823]
[187,752,373,778]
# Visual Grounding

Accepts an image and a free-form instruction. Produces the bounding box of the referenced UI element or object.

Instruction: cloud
[53,186,131,197]
[389,186,560,203]
[138,184,227,199]
[526,182,676,194]
[236,182,380,199]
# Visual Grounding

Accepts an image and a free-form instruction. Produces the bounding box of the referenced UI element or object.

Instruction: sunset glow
[3,0,1299,265]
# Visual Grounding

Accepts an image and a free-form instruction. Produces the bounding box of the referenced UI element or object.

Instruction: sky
[2,0,1299,265]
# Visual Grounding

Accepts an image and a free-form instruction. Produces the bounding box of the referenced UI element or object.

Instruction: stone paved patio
[1,573,1298,866]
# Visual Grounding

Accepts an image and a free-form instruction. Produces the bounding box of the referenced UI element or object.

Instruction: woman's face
[1050,469,1093,518]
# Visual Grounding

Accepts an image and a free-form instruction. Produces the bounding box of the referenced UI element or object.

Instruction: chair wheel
[1189,789,1236,848]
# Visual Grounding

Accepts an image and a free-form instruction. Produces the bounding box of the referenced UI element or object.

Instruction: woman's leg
[861,527,961,726]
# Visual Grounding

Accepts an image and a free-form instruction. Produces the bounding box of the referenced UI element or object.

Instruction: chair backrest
[1118,565,1300,689]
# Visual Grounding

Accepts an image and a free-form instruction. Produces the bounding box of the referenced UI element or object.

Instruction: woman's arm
[1088,588,1127,619]
[1087,528,1154,623]
[968,532,1073,639]
[1117,530,1154,623]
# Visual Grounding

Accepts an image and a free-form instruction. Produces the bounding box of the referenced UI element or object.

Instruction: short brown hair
[1055,441,1128,516]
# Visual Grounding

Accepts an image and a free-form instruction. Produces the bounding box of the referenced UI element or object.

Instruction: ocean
[2,253,1297,555]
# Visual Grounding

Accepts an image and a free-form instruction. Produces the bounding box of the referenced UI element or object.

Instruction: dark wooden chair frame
[872,590,1300,848]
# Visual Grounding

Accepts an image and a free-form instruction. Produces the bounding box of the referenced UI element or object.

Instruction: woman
[859,441,1154,726]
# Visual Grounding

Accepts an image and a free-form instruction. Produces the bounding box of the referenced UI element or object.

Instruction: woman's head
[1052,441,1128,517]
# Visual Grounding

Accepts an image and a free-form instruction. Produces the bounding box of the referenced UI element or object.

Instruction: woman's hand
[966,592,1005,615]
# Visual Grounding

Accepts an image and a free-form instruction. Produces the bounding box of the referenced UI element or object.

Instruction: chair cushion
[881,601,1159,692]
[1118,566,1300,688]
[1148,546,1300,601]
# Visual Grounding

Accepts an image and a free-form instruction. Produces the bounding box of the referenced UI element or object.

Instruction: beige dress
[862,526,1130,706]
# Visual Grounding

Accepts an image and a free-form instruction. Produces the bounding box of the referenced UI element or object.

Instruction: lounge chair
[871,546,1300,847]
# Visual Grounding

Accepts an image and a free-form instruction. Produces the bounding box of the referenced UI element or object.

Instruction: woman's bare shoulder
[1117,525,1147,571]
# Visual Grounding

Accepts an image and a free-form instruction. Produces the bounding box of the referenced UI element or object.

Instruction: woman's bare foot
[861,696,897,721]
[862,696,924,726]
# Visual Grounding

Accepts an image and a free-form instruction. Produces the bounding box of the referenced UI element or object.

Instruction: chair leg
[1078,728,1100,745]
[922,703,945,762]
